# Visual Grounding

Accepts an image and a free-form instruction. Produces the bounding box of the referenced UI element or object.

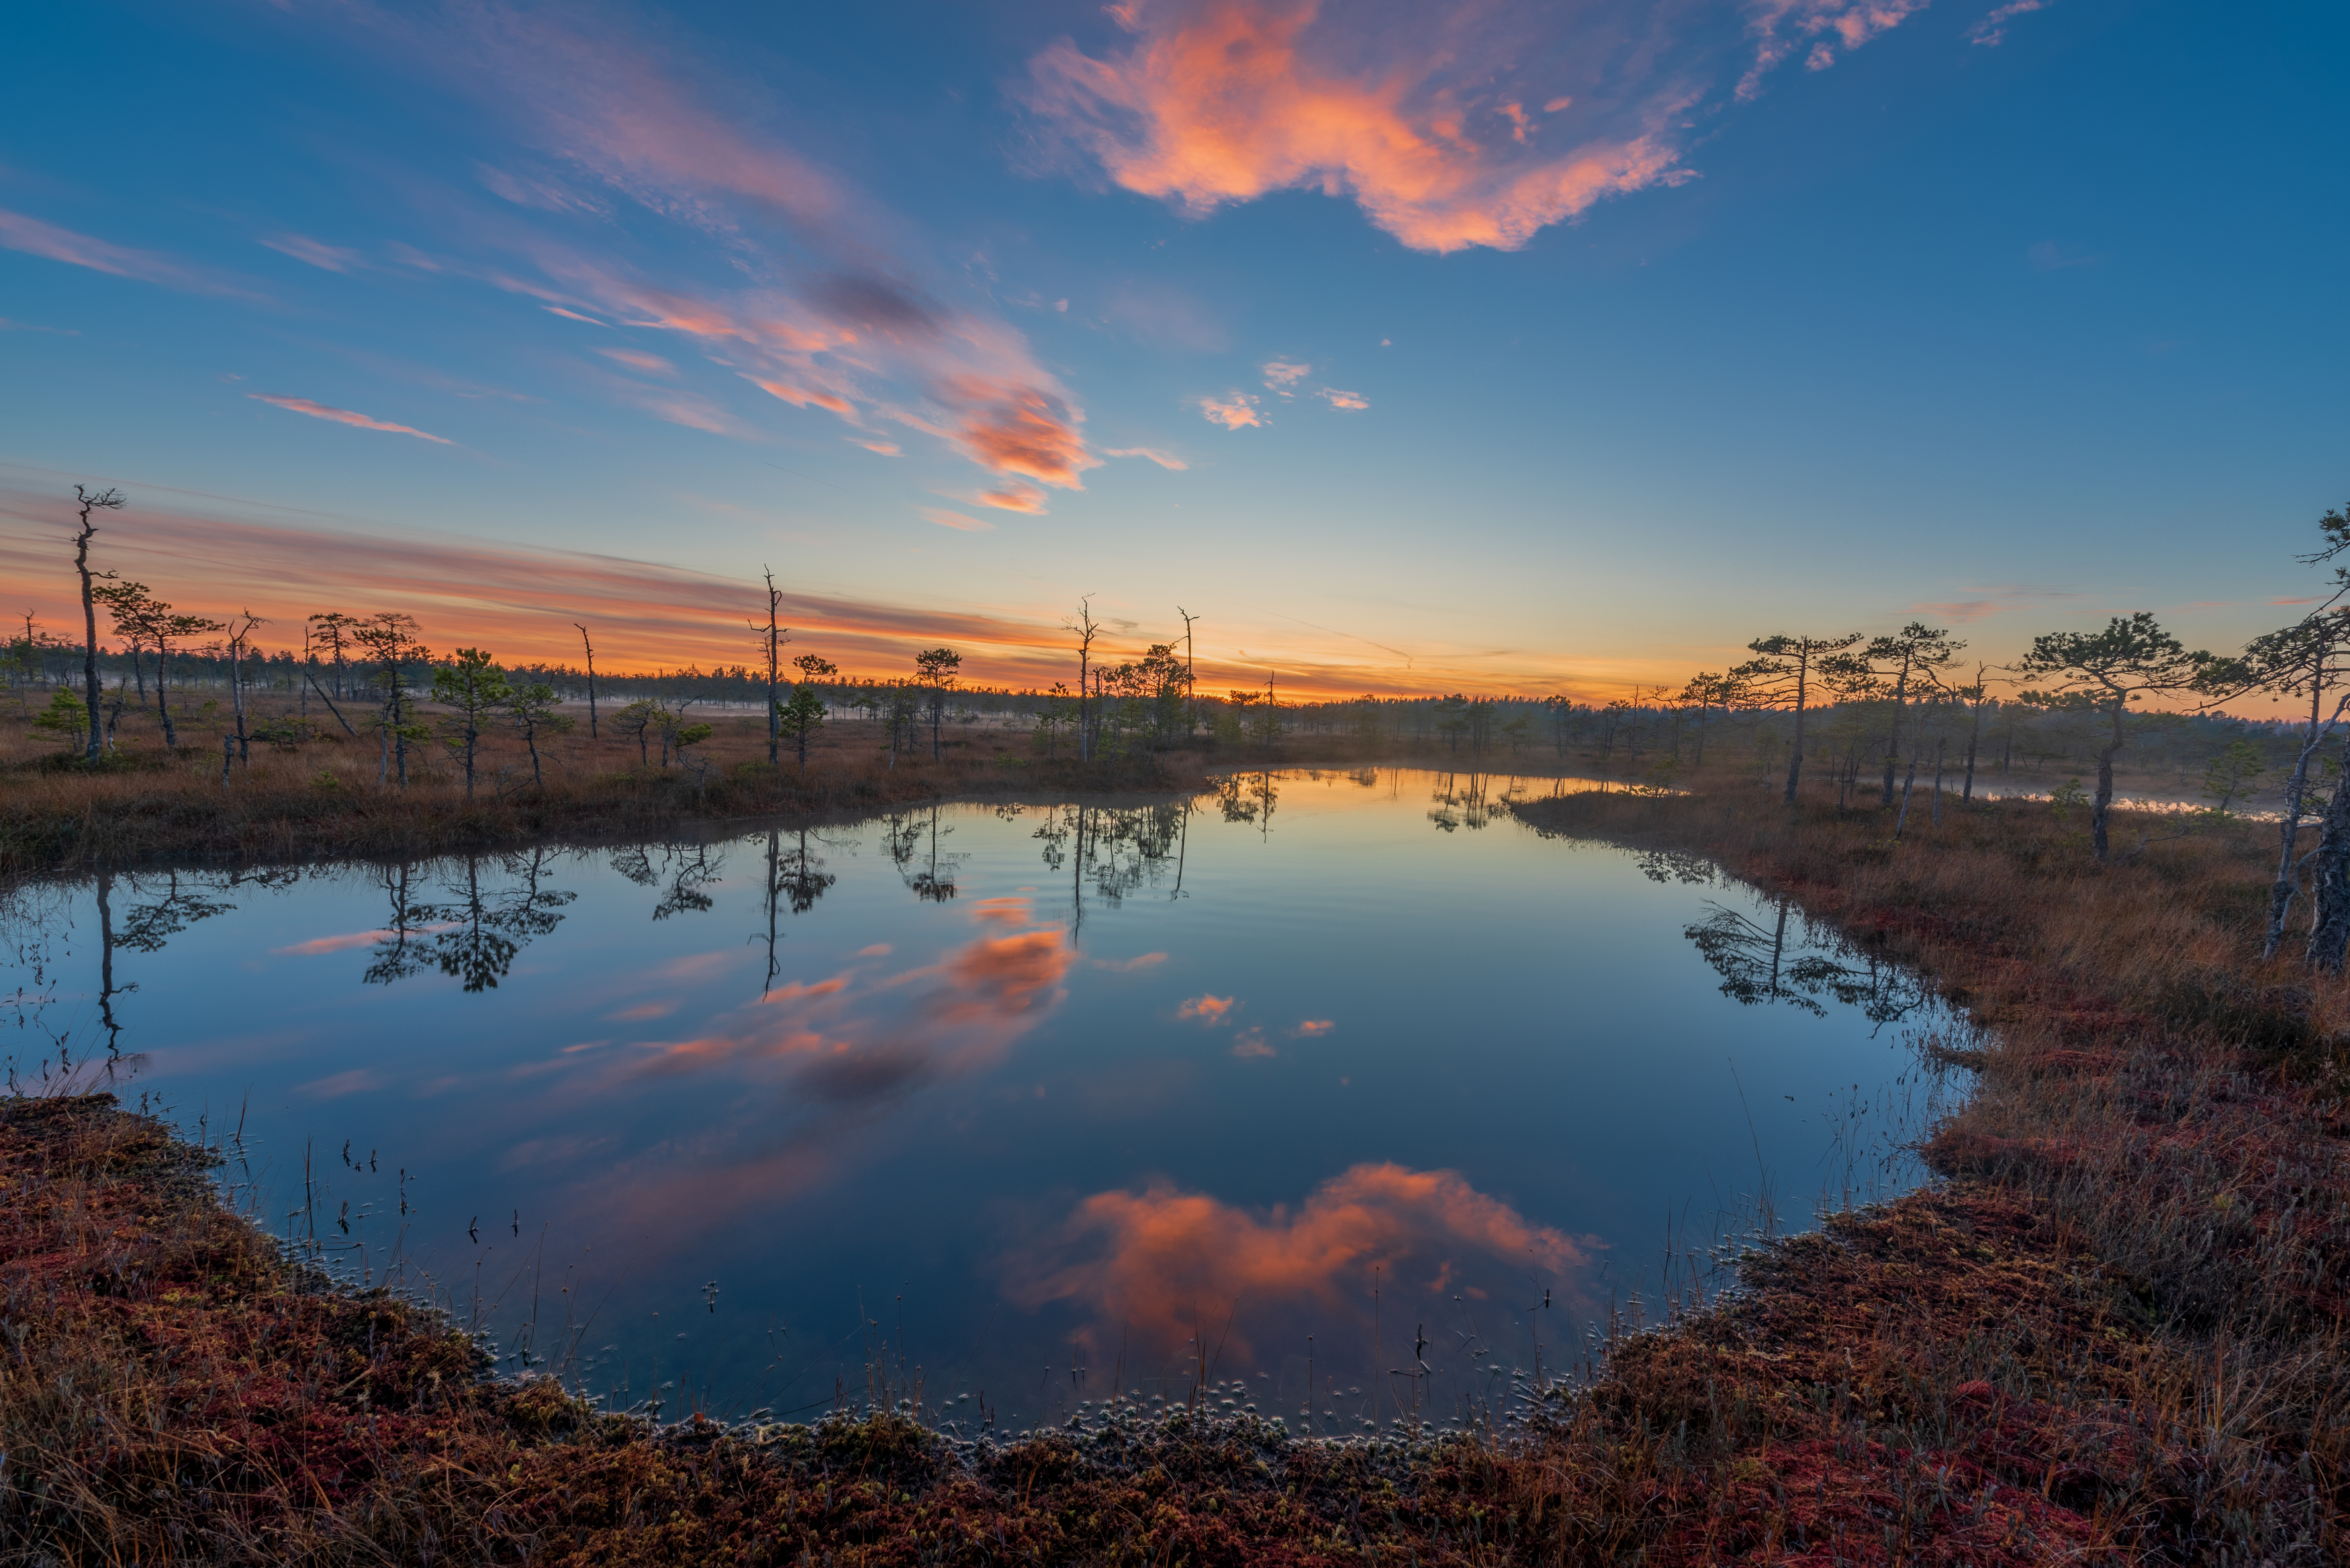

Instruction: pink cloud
[853,438,903,456]
[598,346,677,376]
[261,234,365,273]
[1739,1,1933,101]
[299,1069,385,1099]
[1199,393,1262,430]
[1023,1,1697,253]
[248,394,454,445]
[0,208,263,299]
[544,305,607,326]
[1262,358,1312,393]
[1103,446,1188,470]
[1319,387,1368,410]
[1288,1018,1335,1037]
[1967,0,2053,47]
[1094,952,1170,972]
[920,506,994,532]
[1178,993,1237,1024]
[1231,1029,1275,1058]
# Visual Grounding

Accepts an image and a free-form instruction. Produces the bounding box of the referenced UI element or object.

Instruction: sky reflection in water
[3,769,1957,1432]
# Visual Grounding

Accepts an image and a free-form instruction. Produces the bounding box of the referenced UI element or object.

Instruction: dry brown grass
[1515,772,2350,1559]
[0,695,1189,874]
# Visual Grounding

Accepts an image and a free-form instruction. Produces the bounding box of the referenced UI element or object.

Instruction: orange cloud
[1003,1163,1593,1363]
[978,480,1050,514]
[1094,952,1169,972]
[1231,1028,1274,1057]
[1198,393,1261,430]
[248,394,455,445]
[1288,1019,1335,1037]
[1023,1,1695,254]
[747,375,855,415]
[934,376,1098,491]
[920,506,995,532]
[1178,993,1237,1024]
[1318,387,1368,410]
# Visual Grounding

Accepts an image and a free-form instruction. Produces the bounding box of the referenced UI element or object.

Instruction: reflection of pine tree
[365,852,575,991]
[118,873,236,952]
[1683,896,1930,1029]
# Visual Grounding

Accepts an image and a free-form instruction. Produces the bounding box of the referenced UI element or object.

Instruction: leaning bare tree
[2012,613,2215,863]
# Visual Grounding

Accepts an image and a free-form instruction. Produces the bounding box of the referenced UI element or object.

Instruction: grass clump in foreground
[5,777,2345,1562]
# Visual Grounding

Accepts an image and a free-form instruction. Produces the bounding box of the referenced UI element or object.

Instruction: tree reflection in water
[365,850,576,992]
[1022,799,1194,942]
[1685,891,1931,1027]
[755,827,837,997]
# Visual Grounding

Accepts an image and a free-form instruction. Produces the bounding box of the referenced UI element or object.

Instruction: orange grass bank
[5,775,2344,1563]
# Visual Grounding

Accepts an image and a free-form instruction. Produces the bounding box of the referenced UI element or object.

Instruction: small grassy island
[6,769,2343,1564]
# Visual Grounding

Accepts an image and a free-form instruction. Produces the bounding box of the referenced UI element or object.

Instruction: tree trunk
[1893,754,1918,839]
[1781,659,1807,803]
[2091,700,2122,863]
[75,525,103,763]
[2305,733,2350,973]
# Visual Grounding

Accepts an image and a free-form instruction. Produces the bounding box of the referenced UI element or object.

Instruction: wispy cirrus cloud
[1968,0,2053,48]
[1738,1,1934,100]
[919,505,996,532]
[261,233,367,273]
[0,208,265,300]
[596,346,677,376]
[1104,446,1188,469]
[342,5,1099,499]
[248,394,454,444]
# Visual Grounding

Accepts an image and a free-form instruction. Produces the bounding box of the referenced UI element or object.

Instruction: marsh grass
[0,698,1186,875]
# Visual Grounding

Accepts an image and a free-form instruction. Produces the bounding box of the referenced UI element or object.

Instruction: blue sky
[2,0,2343,694]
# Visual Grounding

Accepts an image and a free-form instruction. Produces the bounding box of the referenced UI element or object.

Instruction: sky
[3,0,2345,697]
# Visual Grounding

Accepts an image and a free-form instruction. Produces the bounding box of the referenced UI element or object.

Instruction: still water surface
[4,769,1957,1434]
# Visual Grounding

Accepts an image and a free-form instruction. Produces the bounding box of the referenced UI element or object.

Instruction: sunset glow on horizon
[4,1,2344,699]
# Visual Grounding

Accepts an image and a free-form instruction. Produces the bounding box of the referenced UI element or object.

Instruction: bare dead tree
[71,485,127,763]
[1065,597,1102,763]
[573,622,599,739]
